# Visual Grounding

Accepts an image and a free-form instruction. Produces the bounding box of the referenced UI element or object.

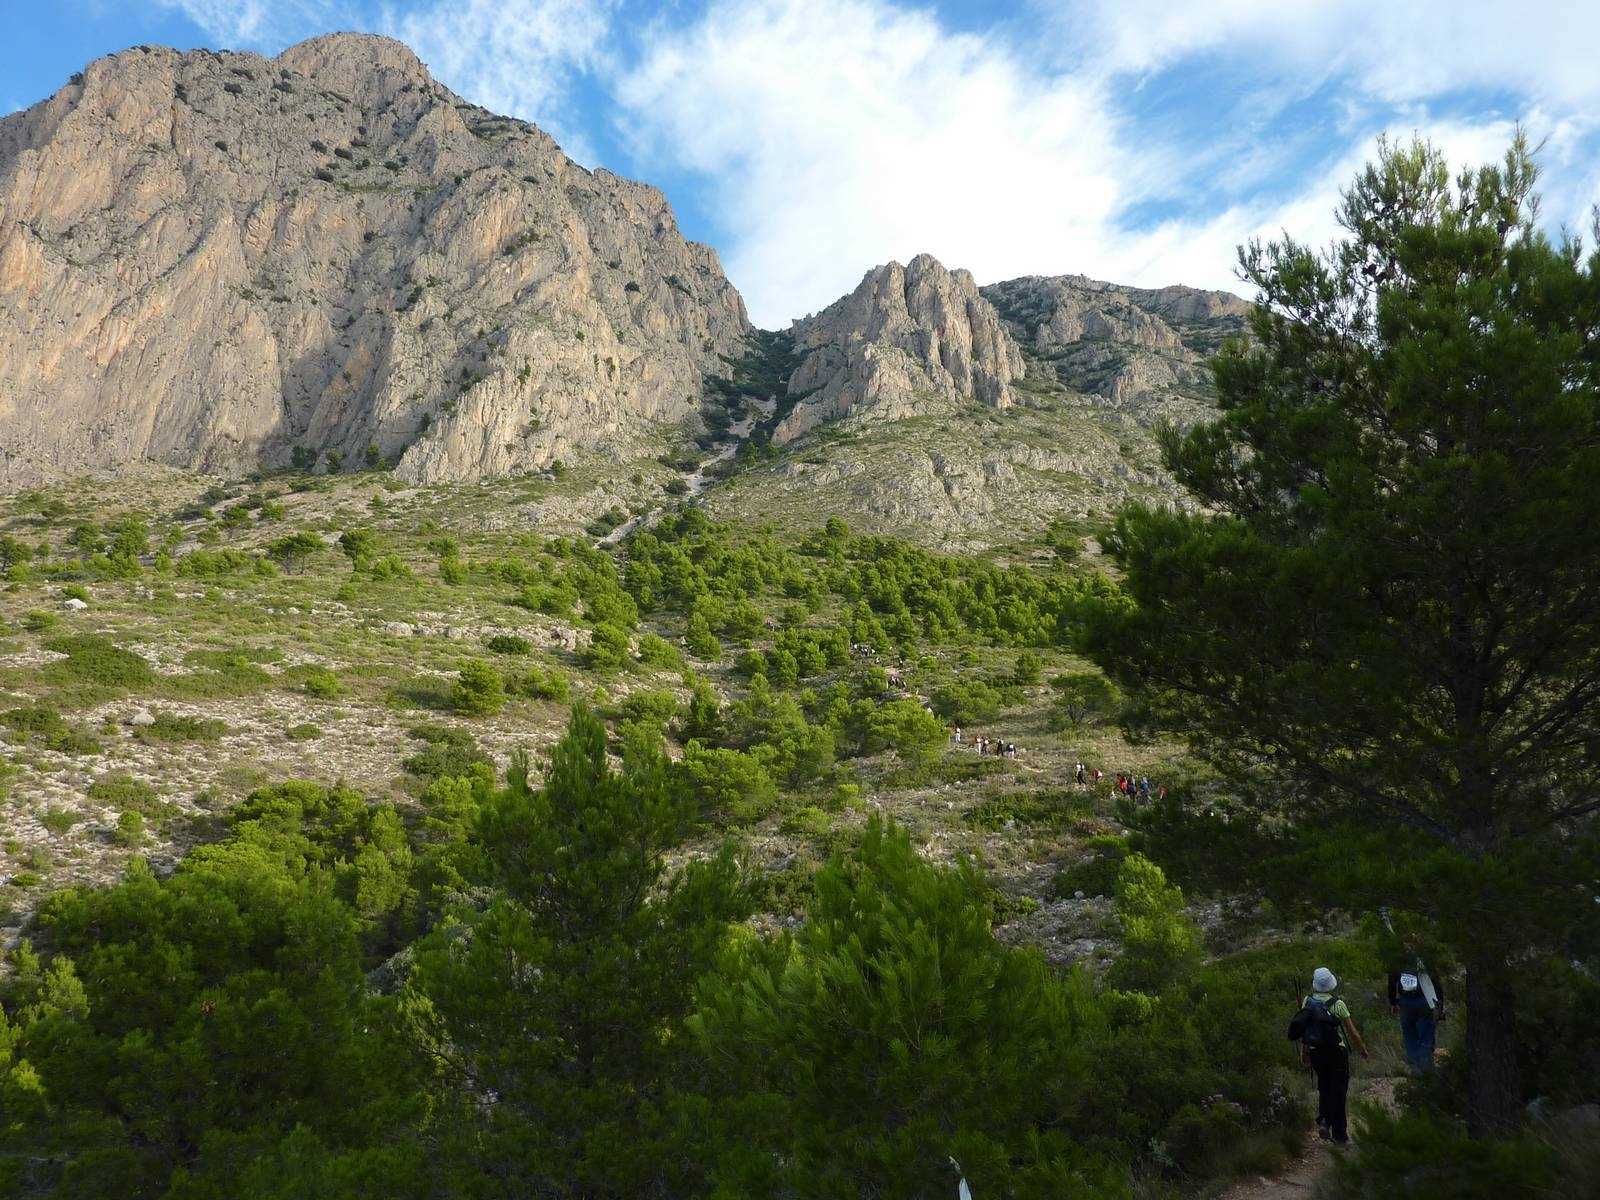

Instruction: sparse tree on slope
[1083,135,1600,1135]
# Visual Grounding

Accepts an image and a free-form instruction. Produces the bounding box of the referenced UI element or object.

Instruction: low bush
[636,632,683,670]
[42,634,155,691]
[509,665,571,703]
[403,725,490,780]
[40,807,84,835]
[114,810,147,846]
[964,788,1086,831]
[1325,1108,1558,1199]
[138,712,227,741]
[86,773,158,811]
[484,634,531,655]
[289,665,346,699]
[285,723,323,741]
[929,678,1004,725]
[451,660,505,718]
[1051,833,1132,899]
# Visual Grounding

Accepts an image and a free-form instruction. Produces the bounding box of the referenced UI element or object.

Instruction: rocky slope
[0,33,748,486]
[773,253,1024,444]
[982,274,1249,426]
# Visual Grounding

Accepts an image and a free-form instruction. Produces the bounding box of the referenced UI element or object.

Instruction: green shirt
[1307,992,1351,1049]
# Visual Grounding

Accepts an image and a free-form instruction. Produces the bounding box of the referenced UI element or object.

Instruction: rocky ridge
[982,274,1250,425]
[0,33,749,486]
[773,253,1024,444]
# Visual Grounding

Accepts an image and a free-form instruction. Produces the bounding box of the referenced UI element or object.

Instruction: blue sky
[5,0,1598,326]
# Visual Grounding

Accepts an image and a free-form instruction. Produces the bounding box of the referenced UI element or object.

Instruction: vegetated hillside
[0,33,748,487]
[0,464,1410,1197]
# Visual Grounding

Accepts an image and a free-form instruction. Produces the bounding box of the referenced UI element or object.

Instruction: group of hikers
[1070,761,1167,801]
[948,727,1022,758]
[1288,955,1444,1145]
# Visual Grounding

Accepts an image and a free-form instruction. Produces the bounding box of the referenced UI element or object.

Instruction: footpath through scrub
[1220,1076,1399,1200]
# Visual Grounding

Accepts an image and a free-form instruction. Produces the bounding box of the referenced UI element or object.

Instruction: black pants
[1308,1045,1350,1142]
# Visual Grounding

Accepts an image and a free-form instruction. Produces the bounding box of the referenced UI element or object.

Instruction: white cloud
[619,0,1599,325]
[381,0,613,161]
[1063,0,1600,109]
[619,0,1129,325]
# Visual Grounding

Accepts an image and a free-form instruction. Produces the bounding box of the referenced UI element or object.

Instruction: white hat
[1312,967,1338,992]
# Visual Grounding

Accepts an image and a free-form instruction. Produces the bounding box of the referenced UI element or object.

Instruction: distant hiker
[1093,768,1103,785]
[1074,761,1086,785]
[952,724,963,745]
[1289,967,1370,1145]
[1389,955,1445,1073]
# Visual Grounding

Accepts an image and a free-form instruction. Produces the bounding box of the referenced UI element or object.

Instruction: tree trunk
[1464,947,1523,1137]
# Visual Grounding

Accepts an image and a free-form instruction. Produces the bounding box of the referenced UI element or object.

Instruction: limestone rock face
[982,274,1249,423]
[774,253,1023,444]
[0,33,749,486]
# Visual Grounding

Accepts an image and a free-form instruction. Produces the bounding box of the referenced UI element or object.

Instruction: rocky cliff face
[982,274,1249,424]
[773,253,1023,444]
[0,34,749,486]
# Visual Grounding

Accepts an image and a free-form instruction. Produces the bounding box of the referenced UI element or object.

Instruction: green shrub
[965,789,1085,832]
[510,666,571,703]
[40,807,83,835]
[22,610,58,632]
[583,622,631,672]
[1326,1108,1558,1199]
[1106,854,1203,994]
[285,723,323,741]
[618,689,679,727]
[930,679,1004,725]
[1047,671,1120,731]
[1011,649,1043,686]
[636,633,683,670]
[1050,834,1132,898]
[484,634,531,655]
[451,660,505,717]
[86,773,158,811]
[403,724,490,780]
[138,712,226,741]
[682,742,778,824]
[113,809,147,846]
[2,705,102,755]
[684,612,721,660]
[292,665,346,699]
[43,634,155,690]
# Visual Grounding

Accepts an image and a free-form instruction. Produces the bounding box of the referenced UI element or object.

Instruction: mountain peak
[275,32,432,90]
[0,35,749,486]
[774,252,1023,443]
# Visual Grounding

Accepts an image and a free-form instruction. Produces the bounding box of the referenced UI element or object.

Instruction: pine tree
[1083,135,1600,1135]
[408,705,747,1194]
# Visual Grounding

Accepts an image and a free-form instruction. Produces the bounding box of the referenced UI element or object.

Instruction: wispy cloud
[381,0,614,161]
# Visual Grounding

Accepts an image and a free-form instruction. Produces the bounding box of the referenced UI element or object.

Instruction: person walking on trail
[1289,966,1370,1145]
[1389,954,1445,1073]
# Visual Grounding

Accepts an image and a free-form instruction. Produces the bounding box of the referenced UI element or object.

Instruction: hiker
[1389,955,1445,1073]
[951,724,963,745]
[1290,967,1370,1145]
[1074,761,1086,785]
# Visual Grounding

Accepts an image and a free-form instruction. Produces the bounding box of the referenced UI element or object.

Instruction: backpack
[1288,995,1342,1050]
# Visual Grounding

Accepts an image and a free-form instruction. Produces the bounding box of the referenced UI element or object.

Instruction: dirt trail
[598,398,776,548]
[1220,1075,1398,1200]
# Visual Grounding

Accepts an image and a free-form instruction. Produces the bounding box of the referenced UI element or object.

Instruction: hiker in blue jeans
[1388,959,1445,1071]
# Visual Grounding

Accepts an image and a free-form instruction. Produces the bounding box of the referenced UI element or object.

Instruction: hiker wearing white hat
[1287,966,1370,1144]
